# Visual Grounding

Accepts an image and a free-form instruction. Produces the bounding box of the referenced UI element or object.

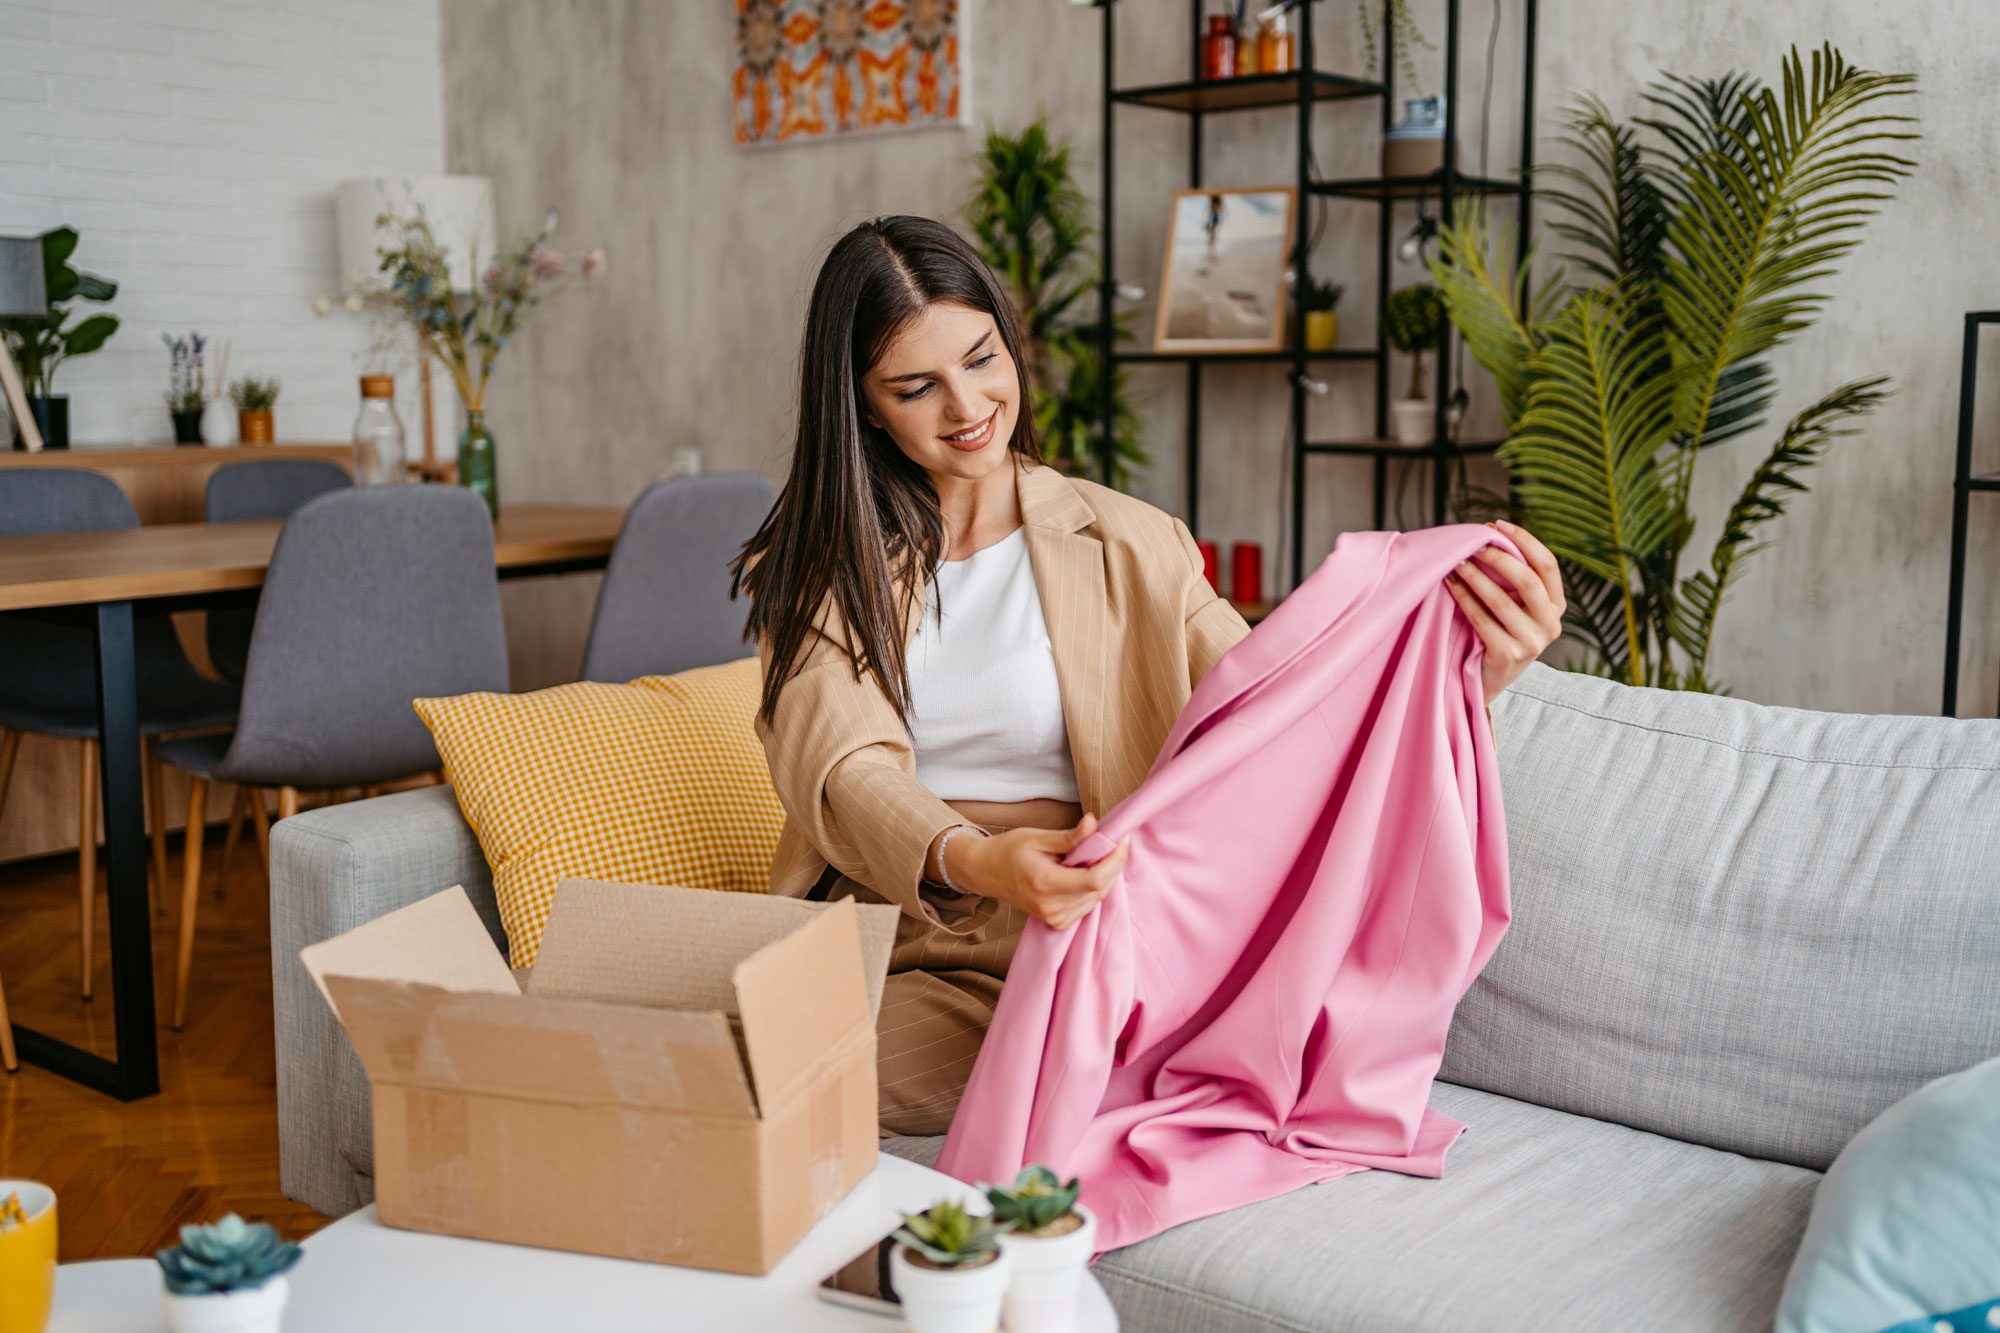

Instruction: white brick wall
[0,0,445,447]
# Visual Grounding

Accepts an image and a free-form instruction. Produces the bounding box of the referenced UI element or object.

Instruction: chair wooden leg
[278,785,300,821]
[216,786,251,902]
[172,776,209,1032]
[78,738,98,1001]
[0,968,16,1073]
[247,788,271,877]
[144,737,170,916]
[0,729,20,816]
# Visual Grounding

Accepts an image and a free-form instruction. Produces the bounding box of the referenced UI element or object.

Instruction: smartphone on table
[814,1228,903,1317]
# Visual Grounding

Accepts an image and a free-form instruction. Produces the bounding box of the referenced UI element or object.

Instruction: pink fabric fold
[934,525,1518,1253]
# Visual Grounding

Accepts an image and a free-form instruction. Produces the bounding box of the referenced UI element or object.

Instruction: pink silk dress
[934,523,1521,1253]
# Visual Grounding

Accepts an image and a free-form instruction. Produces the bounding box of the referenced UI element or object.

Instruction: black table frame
[8,552,609,1100]
[1944,310,2000,717]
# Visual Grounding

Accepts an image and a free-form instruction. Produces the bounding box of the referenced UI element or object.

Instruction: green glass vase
[458,409,498,517]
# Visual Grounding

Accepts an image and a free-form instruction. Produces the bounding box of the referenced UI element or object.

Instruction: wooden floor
[0,828,331,1260]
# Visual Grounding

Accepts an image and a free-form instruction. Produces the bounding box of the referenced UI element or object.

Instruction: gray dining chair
[153,484,509,1029]
[577,472,775,682]
[0,469,240,999]
[204,458,352,682]
[198,458,353,892]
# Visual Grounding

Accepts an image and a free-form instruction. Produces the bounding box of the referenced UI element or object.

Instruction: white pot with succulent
[156,1213,302,1333]
[889,1197,1013,1333]
[984,1165,1097,1333]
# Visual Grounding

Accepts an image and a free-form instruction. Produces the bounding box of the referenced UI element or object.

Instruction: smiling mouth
[940,408,998,447]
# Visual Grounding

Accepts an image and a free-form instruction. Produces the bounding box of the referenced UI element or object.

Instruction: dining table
[0,502,624,1099]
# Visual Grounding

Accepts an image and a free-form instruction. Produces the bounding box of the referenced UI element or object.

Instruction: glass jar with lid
[352,374,407,485]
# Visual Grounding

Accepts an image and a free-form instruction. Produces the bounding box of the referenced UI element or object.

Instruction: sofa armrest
[269,784,498,1219]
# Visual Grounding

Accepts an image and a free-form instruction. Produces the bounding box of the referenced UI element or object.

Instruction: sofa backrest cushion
[1442,662,2000,1170]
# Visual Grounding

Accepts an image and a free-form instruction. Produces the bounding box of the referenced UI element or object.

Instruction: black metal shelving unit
[1943,310,2000,717]
[1093,0,1538,593]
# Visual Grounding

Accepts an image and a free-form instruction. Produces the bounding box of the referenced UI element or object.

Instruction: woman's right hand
[955,812,1129,931]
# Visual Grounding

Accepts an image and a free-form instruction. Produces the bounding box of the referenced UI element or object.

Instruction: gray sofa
[270,660,2000,1331]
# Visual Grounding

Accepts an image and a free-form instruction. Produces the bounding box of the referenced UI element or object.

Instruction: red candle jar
[1202,14,1237,80]
[1230,540,1264,604]
[1197,539,1220,592]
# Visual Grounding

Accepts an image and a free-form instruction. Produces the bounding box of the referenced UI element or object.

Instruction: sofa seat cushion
[887,1082,1820,1332]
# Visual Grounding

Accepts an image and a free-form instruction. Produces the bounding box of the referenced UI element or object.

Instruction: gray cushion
[1444,663,2000,1170]
[889,1081,1819,1332]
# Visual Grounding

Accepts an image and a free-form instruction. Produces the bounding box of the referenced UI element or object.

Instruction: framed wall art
[733,0,969,149]
[1153,186,1297,353]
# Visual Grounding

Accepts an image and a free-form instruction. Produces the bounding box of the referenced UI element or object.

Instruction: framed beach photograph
[1154,186,1297,353]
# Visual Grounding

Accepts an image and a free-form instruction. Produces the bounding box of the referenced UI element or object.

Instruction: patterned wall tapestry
[733,0,966,147]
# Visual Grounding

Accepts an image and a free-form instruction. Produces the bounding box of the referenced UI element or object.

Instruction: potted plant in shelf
[1301,276,1344,352]
[230,375,280,445]
[984,1164,1096,1333]
[890,1196,1012,1333]
[0,226,120,451]
[1384,281,1446,445]
[163,331,206,444]
[156,1213,301,1333]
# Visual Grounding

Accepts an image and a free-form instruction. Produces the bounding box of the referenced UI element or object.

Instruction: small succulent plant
[982,1164,1082,1234]
[892,1197,1007,1268]
[156,1214,302,1295]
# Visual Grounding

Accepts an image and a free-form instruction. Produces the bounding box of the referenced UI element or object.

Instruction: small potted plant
[1302,276,1344,352]
[890,1196,1012,1333]
[1384,281,1446,445]
[984,1164,1096,1333]
[230,374,280,445]
[156,1213,301,1333]
[163,331,206,445]
[0,226,120,450]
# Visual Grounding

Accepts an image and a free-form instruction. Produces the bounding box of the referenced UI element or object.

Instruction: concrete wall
[0,0,444,446]
[440,0,2000,715]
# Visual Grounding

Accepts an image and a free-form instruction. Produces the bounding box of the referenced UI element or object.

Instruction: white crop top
[907,526,1081,803]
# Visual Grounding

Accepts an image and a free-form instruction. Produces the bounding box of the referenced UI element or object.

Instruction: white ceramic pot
[1389,397,1434,445]
[200,399,235,445]
[890,1243,1011,1333]
[998,1205,1097,1333]
[162,1274,290,1333]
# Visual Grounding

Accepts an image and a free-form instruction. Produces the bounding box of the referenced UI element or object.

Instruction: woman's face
[859,300,1019,482]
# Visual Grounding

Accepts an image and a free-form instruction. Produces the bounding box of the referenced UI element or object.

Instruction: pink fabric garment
[934,523,1519,1253]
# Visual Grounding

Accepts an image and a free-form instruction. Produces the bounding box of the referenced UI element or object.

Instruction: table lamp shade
[0,236,47,320]
[336,175,496,294]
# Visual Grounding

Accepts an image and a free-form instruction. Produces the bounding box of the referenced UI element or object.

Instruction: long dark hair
[730,215,1043,729]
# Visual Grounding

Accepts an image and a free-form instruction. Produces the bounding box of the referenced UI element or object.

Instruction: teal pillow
[1777,1055,2000,1333]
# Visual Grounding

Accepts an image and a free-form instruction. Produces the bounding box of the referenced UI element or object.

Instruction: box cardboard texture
[301,879,899,1275]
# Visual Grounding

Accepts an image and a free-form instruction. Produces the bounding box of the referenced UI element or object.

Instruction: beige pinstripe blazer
[754,457,1254,940]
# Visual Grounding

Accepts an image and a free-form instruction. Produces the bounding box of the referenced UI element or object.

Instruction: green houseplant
[984,1164,1096,1333]
[0,226,120,450]
[229,374,281,445]
[964,115,1147,488]
[1384,281,1446,444]
[890,1197,1012,1333]
[1431,43,1917,692]
[1301,276,1345,352]
[156,1213,302,1333]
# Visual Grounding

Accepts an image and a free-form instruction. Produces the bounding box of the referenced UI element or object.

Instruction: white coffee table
[50,1152,1117,1331]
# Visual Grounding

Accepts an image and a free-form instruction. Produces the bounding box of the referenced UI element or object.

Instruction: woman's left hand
[1445,518,1566,706]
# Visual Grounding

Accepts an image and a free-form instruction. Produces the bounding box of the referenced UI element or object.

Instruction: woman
[732,215,1564,1137]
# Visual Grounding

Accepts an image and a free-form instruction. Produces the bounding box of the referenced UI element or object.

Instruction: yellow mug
[0,1180,56,1333]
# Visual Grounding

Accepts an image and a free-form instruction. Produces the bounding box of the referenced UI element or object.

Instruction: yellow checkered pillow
[413,656,783,967]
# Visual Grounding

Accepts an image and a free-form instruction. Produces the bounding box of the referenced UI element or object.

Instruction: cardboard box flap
[320,976,756,1116]
[300,885,518,1021]
[732,899,873,1114]
[527,879,821,1011]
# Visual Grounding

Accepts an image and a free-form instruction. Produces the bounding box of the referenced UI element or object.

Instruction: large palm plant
[1432,44,1917,692]
[964,116,1147,486]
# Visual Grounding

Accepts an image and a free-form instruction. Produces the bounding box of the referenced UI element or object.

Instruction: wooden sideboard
[0,444,351,863]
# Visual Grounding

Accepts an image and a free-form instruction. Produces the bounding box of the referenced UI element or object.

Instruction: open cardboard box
[301,878,898,1275]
